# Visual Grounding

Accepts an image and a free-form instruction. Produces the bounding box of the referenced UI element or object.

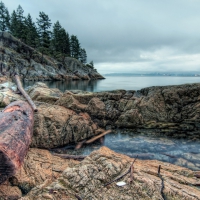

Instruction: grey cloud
[4,0,200,72]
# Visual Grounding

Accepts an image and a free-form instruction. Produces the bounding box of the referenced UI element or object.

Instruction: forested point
[0,1,93,67]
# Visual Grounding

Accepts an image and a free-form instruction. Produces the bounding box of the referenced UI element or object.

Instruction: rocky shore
[0,80,200,199]
[0,32,104,81]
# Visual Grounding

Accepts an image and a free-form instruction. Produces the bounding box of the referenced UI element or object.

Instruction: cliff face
[0,32,104,81]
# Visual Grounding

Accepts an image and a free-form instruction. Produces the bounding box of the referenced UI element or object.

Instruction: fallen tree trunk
[0,100,34,184]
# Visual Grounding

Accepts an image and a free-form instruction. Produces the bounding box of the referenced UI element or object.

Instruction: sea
[24,75,200,92]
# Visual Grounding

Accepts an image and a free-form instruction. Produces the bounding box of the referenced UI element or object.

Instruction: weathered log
[0,100,34,184]
[74,130,111,150]
[15,75,38,112]
[51,153,86,160]
[85,130,112,144]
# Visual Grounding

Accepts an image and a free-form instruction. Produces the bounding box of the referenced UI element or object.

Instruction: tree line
[0,1,88,64]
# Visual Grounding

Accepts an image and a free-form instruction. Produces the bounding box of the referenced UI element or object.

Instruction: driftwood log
[15,75,38,112]
[75,130,112,149]
[0,100,34,184]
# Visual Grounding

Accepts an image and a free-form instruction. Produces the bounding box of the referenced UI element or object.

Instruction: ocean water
[52,131,200,171]
[24,75,200,92]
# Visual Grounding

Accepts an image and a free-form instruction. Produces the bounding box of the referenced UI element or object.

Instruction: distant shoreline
[103,73,200,77]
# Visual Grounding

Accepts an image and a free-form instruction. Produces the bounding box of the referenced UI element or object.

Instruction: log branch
[15,75,38,112]
[85,130,112,144]
[104,155,138,187]
[158,165,166,200]
[51,153,86,160]
[75,130,111,150]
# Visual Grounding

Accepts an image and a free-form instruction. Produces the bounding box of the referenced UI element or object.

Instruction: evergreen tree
[24,13,38,47]
[52,21,62,53]
[60,28,70,56]
[37,11,52,58]
[10,5,26,40]
[70,35,81,59]
[16,5,26,40]
[1,3,88,64]
[51,21,70,61]
[0,1,10,31]
[89,61,94,67]
[80,48,87,64]
[10,10,18,36]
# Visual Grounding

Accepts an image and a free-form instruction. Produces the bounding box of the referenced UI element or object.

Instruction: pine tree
[51,21,70,61]
[37,11,52,58]
[52,21,62,53]
[80,48,87,64]
[10,5,26,40]
[0,1,10,31]
[10,10,18,36]
[60,28,70,56]
[16,5,26,40]
[70,35,81,59]
[24,13,38,47]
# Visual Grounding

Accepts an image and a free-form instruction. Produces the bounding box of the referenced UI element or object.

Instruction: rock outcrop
[31,101,102,149]
[0,148,78,199]
[54,83,200,138]
[0,32,104,81]
[20,147,200,200]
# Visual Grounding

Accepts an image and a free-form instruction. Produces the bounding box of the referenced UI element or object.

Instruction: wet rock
[86,97,106,118]
[26,82,62,104]
[116,109,144,128]
[0,82,23,107]
[54,83,200,137]
[32,102,102,149]
[55,92,87,112]
[21,147,200,200]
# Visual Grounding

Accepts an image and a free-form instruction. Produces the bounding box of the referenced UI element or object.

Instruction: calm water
[24,75,200,92]
[25,76,200,170]
[52,131,200,171]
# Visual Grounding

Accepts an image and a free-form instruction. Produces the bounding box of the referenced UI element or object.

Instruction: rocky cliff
[0,32,104,81]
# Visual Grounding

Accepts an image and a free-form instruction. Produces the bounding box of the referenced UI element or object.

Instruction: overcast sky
[4,0,200,74]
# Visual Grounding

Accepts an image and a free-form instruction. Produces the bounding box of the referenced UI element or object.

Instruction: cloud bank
[5,0,200,73]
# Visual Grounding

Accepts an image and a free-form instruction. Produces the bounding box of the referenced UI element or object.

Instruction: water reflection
[23,79,102,92]
[23,76,200,92]
[52,130,200,171]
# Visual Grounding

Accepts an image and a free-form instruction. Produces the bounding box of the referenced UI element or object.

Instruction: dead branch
[75,140,86,150]
[85,130,112,144]
[104,155,138,187]
[51,153,86,160]
[157,165,166,200]
[130,166,134,183]
[15,75,38,112]
[74,194,83,200]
